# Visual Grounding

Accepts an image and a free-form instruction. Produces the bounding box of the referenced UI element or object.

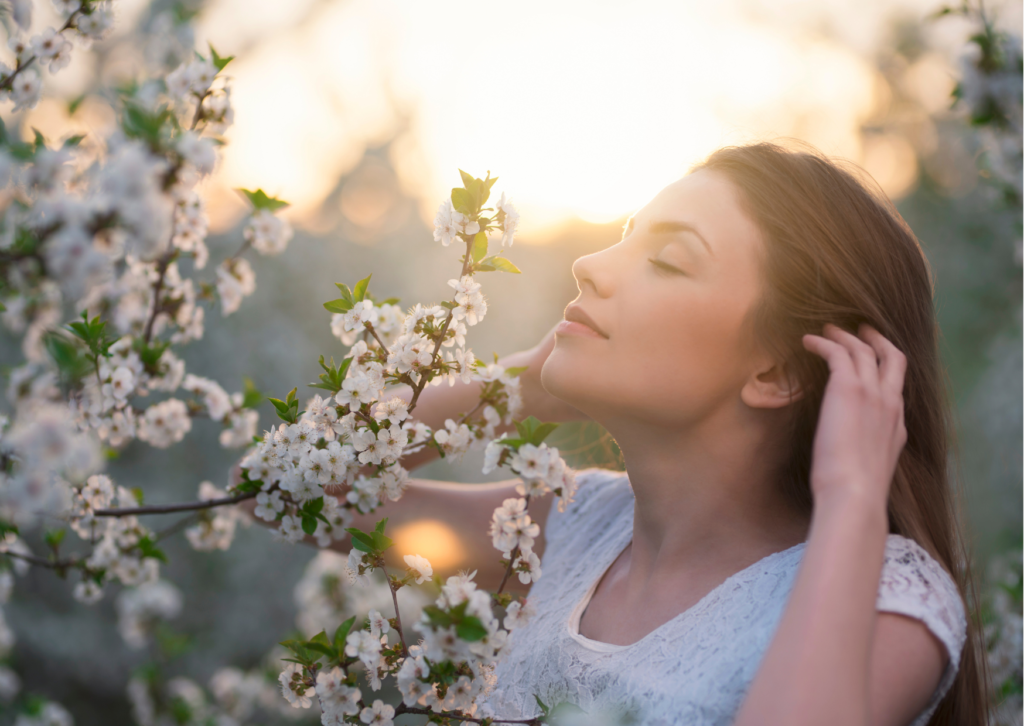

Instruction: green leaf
[136,536,168,563]
[455,614,488,642]
[504,366,528,377]
[67,94,86,115]
[471,232,488,262]
[241,376,262,409]
[334,616,356,651]
[345,528,376,554]
[374,517,389,535]
[534,695,550,716]
[301,515,317,535]
[334,282,354,305]
[237,188,290,212]
[530,422,559,446]
[353,275,371,303]
[208,43,235,72]
[451,187,474,216]
[62,134,85,148]
[459,169,477,190]
[380,297,401,306]
[44,529,66,549]
[323,298,354,314]
[481,255,521,274]
[32,128,46,150]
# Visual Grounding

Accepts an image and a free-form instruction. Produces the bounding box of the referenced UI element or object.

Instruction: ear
[740,359,803,409]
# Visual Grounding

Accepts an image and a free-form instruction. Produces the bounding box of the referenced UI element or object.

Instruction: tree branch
[94,490,257,517]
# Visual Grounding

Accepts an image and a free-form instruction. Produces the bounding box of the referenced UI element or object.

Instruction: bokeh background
[3,0,1022,723]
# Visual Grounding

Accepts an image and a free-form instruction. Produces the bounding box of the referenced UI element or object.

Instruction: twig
[495,495,531,596]
[408,235,474,411]
[141,252,175,344]
[363,322,391,358]
[395,704,540,725]
[189,90,211,131]
[1,549,79,571]
[0,9,82,94]
[386,572,409,657]
[94,490,257,517]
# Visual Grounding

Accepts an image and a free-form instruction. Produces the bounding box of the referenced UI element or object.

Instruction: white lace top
[480,469,967,726]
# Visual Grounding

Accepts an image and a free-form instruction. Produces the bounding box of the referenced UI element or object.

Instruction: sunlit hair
[688,140,990,725]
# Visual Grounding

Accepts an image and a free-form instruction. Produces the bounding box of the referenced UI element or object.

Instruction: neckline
[566,501,808,653]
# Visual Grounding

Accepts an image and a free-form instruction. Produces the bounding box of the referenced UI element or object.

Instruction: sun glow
[184,0,963,238]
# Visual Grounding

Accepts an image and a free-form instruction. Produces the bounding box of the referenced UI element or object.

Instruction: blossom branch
[0,8,82,93]
[385,572,409,656]
[93,490,256,517]
[408,235,474,411]
[394,704,541,725]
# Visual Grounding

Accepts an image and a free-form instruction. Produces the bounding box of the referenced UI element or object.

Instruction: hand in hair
[800,322,908,510]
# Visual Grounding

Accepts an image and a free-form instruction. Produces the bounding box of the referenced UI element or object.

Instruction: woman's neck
[605,405,811,588]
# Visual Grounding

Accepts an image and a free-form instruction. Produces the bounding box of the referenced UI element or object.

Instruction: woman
[253,141,989,725]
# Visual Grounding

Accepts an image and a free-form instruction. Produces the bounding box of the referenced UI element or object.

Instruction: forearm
[733,488,889,726]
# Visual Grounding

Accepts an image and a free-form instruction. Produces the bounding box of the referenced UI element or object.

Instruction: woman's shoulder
[876,533,967,711]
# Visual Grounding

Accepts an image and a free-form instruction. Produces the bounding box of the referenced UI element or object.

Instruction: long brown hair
[689,140,991,725]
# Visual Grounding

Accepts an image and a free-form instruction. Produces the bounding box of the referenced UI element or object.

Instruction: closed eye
[648,257,686,276]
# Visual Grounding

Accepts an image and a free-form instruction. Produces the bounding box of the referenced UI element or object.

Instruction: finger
[858,324,907,397]
[822,323,880,385]
[802,333,857,380]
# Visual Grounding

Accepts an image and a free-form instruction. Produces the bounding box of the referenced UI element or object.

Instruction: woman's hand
[801,322,908,510]
[499,324,589,424]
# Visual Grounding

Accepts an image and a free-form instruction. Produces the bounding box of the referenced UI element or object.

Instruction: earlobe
[740,363,803,409]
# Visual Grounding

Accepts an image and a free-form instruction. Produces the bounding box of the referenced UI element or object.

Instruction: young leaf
[481,255,521,274]
[237,188,290,212]
[352,275,371,303]
[455,615,488,642]
[208,43,235,72]
[241,377,262,409]
[451,187,474,216]
[471,232,488,263]
[334,282,354,305]
[333,616,356,651]
[323,298,353,314]
[301,515,317,536]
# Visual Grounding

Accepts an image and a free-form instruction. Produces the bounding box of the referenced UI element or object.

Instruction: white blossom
[404,553,433,584]
[244,209,293,255]
[278,663,313,709]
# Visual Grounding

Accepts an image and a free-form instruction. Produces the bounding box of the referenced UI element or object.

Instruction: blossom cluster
[0,0,114,113]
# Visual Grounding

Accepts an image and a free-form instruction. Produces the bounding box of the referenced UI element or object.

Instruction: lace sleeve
[542,468,628,556]
[876,534,967,726]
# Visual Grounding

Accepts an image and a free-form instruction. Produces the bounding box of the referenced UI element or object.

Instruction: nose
[571,243,622,299]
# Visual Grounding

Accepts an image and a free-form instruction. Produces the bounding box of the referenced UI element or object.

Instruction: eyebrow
[648,220,714,257]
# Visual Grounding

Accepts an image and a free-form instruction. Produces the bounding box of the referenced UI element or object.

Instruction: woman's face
[541,169,773,429]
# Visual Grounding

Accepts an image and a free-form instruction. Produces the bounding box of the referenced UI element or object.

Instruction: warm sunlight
[194,0,949,239]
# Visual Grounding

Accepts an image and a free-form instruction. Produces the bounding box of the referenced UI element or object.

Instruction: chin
[541,345,601,414]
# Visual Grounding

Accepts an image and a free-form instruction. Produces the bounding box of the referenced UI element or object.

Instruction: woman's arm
[733,324,944,726]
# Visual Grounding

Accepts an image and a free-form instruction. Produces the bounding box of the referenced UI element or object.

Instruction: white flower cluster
[184,482,250,552]
[244,208,294,256]
[294,549,428,639]
[396,569,502,715]
[12,700,73,726]
[181,374,259,448]
[66,478,168,602]
[128,667,274,726]
[985,548,1023,726]
[115,578,182,649]
[958,31,1023,200]
[1,0,114,113]
[0,405,100,529]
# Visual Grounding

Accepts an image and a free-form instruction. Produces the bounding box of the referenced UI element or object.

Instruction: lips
[563,305,609,338]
